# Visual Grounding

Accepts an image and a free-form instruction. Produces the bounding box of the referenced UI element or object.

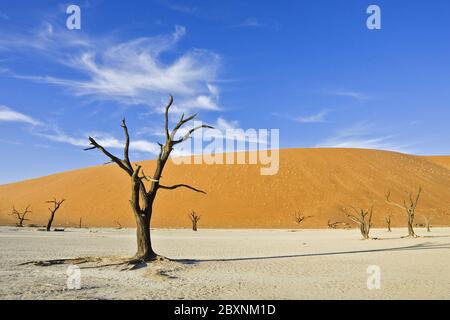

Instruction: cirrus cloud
[1,24,222,113]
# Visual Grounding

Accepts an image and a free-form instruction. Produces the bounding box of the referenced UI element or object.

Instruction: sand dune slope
[1,148,450,228]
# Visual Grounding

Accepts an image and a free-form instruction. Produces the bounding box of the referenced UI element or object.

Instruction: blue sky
[1,0,450,184]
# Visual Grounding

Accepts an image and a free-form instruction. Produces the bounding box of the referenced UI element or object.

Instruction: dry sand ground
[1,227,449,300]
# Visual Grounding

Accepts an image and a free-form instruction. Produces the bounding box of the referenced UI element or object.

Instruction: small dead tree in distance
[343,206,373,240]
[294,212,313,226]
[115,220,123,230]
[85,96,212,262]
[327,220,350,229]
[189,211,201,231]
[10,205,32,227]
[385,214,392,232]
[46,198,65,231]
[385,187,421,238]
[422,215,432,232]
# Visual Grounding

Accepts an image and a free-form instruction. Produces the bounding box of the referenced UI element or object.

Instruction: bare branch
[159,184,206,194]
[84,137,132,175]
[164,95,174,142]
[121,119,132,170]
[138,168,159,182]
[173,124,214,145]
[385,190,406,210]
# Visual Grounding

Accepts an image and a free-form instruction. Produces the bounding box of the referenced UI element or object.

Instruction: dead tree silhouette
[293,212,313,226]
[385,214,392,232]
[189,211,201,231]
[10,205,31,227]
[45,198,65,231]
[344,206,373,239]
[386,187,421,238]
[85,96,212,262]
[422,215,432,232]
[114,220,123,230]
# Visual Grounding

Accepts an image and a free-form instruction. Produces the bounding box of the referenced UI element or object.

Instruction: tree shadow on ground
[174,242,450,265]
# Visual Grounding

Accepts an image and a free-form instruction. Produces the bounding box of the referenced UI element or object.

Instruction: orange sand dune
[423,156,450,171]
[1,148,450,229]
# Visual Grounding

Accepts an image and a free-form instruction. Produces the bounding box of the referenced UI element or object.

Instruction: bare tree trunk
[385,215,392,232]
[407,212,416,237]
[360,224,369,239]
[46,212,55,232]
[134,212,156,260]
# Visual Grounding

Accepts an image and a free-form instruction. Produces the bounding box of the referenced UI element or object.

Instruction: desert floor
[0,227,449,300]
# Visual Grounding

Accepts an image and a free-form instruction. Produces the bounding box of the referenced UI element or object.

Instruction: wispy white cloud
[36,126,160,154]
[0,13,9,20]
[0,106,160,154]
[295,110,329,123]
[230,17,279,30]
[0,106,41,126]
[159,0,197,14]
[1,23,222,113]
[325,89,370,101]
[236,17,264,28]
[315,121,414,153]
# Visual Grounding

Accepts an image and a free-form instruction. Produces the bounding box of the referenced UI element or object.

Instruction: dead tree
[344,206,373,240]
[386,187,421,238]
[422,215,432,232]
[85,96,211,261]
[189,211,201,231]
[294,212,313,226]
[10,205,32,227]
[327,220,337,229]
[79,217,82,229]
[385,214,392,232]
[115,220,123,230]
[45,198,65,231]
[327,220,349,229]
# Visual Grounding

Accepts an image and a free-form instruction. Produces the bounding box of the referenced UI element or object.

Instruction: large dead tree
[189,211,201,232]
[386,187,421,238]
[85,96,212,261]
[385,214,392,232]
[344,206,373,240]
[46,198,65,232]
[10,205,31,227]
